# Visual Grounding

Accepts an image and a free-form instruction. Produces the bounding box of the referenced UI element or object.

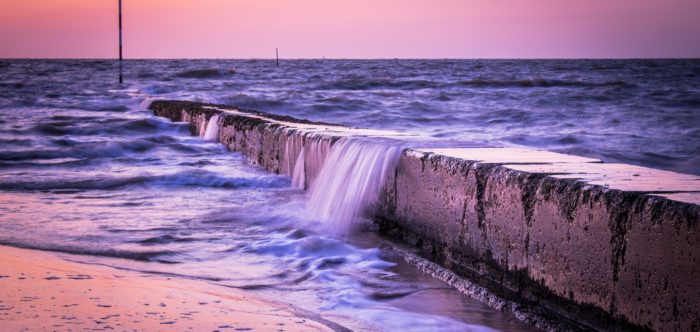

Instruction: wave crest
[174,68,235,79]
[0,169,289,191]
[454,78,631,88]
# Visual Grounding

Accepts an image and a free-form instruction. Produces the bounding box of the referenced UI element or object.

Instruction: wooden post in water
[276,48,279,67]
[118,0,123,83]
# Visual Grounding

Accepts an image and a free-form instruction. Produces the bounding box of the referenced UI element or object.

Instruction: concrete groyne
[150,100,700,331]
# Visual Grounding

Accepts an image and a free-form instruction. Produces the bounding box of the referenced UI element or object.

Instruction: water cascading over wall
[200,107,402,235]
[202,114,221,141]
[150,100,700,332]
[304,138,403,235]
[282,130,403,234]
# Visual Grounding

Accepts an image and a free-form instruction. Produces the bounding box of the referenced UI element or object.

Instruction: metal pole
[276,48,279,67]
[118,0,123,83]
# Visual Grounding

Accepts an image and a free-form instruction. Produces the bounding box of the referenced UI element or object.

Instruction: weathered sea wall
[150,100,700,332]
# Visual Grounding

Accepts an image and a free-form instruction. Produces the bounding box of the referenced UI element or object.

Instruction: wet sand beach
[0,245,334,332]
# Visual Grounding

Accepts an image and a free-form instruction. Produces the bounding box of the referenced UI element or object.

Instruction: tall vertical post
[118,0,123,83]
[276,48,279,67]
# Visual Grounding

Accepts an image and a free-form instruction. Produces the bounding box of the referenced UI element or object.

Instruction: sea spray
[202,114,220,141]
[306,138,402,235]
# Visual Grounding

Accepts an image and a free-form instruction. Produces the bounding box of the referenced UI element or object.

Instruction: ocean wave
[95,105,131,112]
[0,136,198,166]
[240,234,385,266]
[220,93,288,109]
[661,97,700,108]
[0,241,175,262]
[453,78,632,88]
[32,121,75,136]
[0,81,25,89]
[0,140,159,161]
[0,138,34,147]
[132,234,199,246]
[49,115,101,121]
[140,84,175,94]
[0,158,89,168]
[30,117,174,137]
[309,95,375,112]
[137,70,158,78]
[554,135,582,145]
[472,108,533,125]
[315,78,438,91]
[312,77,632,91]
[0,169,289,191]
[174,68,235,79]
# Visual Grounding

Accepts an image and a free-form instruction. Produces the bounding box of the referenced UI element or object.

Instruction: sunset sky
[1,0,699,59]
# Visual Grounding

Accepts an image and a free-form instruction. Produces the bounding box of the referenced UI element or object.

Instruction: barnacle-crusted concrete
[150,100,700,332]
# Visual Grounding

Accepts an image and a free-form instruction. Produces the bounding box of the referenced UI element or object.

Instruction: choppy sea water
[1,59,699,331]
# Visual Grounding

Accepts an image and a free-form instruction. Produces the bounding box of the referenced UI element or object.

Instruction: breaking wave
[174,68,235,79]
[0,240,177,262]
[0,169,288,191]
[453,78,632,88]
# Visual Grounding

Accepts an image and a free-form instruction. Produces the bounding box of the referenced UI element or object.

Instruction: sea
[1,59,699,331]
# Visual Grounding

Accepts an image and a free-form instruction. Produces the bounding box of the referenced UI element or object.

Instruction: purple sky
[1,0,699,58]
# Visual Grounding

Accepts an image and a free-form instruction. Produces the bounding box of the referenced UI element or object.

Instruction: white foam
[292,148,306,189]
[202,115,221,141]
[306,138,402,235]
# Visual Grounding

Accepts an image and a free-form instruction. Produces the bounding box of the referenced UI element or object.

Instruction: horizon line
[2,57,699,61]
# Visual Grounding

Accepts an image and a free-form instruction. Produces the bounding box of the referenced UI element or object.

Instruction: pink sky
[1,0,699,58]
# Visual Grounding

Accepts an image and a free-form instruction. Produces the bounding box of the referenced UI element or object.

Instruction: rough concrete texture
[150,100,700,332]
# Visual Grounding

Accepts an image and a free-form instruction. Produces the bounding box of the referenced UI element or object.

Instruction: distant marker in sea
[118,0,123,84]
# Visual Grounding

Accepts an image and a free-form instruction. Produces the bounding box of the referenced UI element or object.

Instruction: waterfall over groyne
[283,132,403,234]
[291,148,306,190]
[150,100,700,332]
[202,114,220,141]
[306,138,402,235]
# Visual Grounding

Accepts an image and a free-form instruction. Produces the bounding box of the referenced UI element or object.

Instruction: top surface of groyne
[418,147,700,203]
[150,99,700,332]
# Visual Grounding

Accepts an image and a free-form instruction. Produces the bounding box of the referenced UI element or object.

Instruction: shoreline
[0,245,338,331]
